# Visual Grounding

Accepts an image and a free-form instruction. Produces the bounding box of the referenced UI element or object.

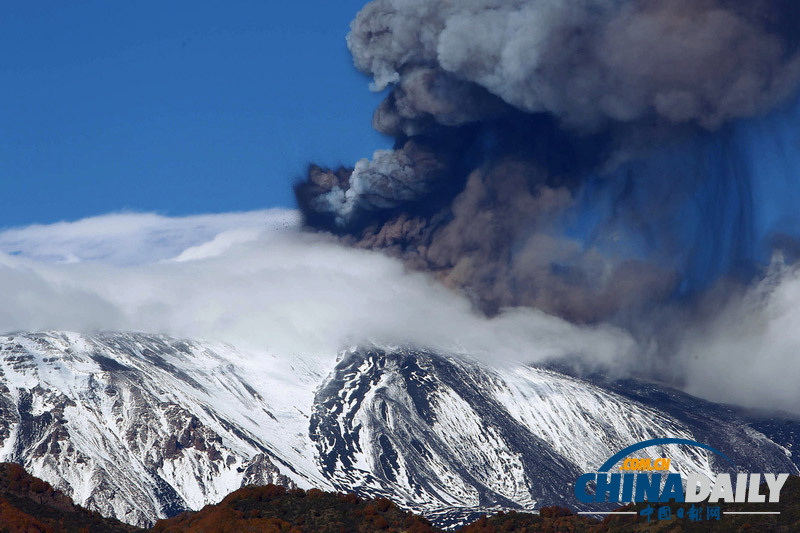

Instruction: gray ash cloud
[295,0,800,321]
[349,0,800,132]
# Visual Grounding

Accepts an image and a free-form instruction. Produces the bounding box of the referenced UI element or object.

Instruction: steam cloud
[678,258,800,413]
[295,0,800,322]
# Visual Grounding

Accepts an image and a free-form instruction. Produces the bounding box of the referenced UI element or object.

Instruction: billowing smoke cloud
[303,140,449,226]
[296,0,800,321]
[349,0,800,132]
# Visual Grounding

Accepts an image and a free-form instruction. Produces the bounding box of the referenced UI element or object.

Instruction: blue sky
[0,0,388,228]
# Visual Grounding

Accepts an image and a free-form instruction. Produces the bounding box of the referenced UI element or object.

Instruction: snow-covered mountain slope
[0,332,796,528]
[0,332,328,526]
[310,349,799,526]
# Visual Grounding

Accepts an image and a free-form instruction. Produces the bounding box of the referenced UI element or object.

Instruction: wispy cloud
[0,210,297,265]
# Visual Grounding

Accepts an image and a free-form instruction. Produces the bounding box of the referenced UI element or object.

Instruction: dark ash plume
[295,0,800,321]
[348,0,800,132]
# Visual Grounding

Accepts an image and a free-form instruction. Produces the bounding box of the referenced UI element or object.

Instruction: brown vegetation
[0,463,798,532]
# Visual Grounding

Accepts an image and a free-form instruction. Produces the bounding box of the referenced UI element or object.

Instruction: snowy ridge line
[0,332,796,528]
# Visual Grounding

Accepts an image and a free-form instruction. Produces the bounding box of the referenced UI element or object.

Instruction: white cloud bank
[0,210,632,366]
[1,210,798,414]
